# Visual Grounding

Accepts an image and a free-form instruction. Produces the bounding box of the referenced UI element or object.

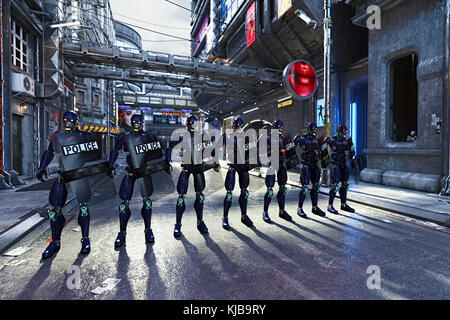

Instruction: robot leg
[238,170,253,227]
[194,172,208,234]
[298,165,311,210]
[174,169,189,237]
[276,166,292,221]
[115,173,135,248]
[42,177,68,259]
[141,175,154,243]
[276,166,288,211]
[263,173,275,223]
[339,165,355,212]
[223,167,236,219]
[327,164,341,214]
[310,165,325,217]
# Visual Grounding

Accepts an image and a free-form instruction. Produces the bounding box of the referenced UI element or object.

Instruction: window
[11,20,28,72]
[388,53,418,142]
[76,90,85,104]
[94,94,99,107]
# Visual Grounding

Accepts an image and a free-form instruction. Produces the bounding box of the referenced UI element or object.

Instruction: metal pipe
[323,0,331,136]
[441,0,450,195]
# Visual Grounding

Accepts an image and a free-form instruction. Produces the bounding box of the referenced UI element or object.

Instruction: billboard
[316,98,325,127]
[246,2,256,47]
[278,0,292,19]
[220,0,246,32]
[195,15,209,51]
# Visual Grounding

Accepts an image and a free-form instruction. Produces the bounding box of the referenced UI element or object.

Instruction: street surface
[0,159,449,300]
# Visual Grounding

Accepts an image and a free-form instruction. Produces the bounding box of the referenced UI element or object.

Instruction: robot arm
[37,138,55,182]
[319,136,331,169]
[108,133,125,168]
[166,137,183,163]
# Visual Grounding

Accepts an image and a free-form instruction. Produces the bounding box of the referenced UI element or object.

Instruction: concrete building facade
[190,0,449,193]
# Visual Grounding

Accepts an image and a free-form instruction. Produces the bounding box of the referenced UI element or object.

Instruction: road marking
[46,214,77,242]
[385,215,450,235]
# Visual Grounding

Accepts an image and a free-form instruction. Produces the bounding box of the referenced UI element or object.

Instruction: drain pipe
[441,0,450,196]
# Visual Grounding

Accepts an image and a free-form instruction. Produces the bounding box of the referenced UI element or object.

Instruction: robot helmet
[186,115,198,132]
[273,120,284,131]
[62,110,78,131]
[232,117,245,130]
[131,114,144,131]
[336,124,348,138]
[307,122,318,136]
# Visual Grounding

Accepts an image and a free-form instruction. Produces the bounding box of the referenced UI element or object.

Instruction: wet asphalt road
[0,164,449,300]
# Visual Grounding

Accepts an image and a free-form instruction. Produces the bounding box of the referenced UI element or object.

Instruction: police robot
[295,122,328,218]
[37,111,110,259]
[326,124,356,214]
[222,117,257,230]
[108,114,171,248]
[166,115,219,238]
[261,120,300,223]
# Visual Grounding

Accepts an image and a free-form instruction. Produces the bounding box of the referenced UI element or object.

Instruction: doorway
[12,114,23,174]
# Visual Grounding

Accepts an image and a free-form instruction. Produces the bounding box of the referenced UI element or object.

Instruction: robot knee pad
[280,185,287,195]
[241,188,249,199]
[196,192,205,204]
[225,190,233,202]
[342,182,350,190]
[332,183,340,192]
[177,195,186,207]
[143,197,152,210]
[79,202,89,216]
[267,188,273,198]
[312,183,320,192]
[119,200,130,214]
[300,186,310,196]
[48,206,63,221]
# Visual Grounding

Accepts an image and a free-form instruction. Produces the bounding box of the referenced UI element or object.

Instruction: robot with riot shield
[221,117,259,230]
[295,122,328,219]
[326,124,356,214]
[166,115,219,238]
[37,111,111,259]
[109,114,172,247]
[261,120,299,223]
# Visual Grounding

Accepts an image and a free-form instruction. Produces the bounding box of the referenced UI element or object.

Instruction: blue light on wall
[118,105,131,109]
[351,102,357,152]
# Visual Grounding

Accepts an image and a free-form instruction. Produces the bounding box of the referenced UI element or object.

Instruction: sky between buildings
[109,0,192,56]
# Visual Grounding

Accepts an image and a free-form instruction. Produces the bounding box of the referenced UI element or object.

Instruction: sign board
[283,59,318,101]
[246,2,256,47]
[195,15,209,51]
[220,0,246,32]
[316,98,325,127]
[277,99,293,109]
[278,0,292,19]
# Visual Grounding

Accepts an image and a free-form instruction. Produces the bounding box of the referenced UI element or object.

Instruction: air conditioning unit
[11,73,35,96]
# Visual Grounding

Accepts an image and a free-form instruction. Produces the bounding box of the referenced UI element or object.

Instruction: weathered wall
[365,0,445,176]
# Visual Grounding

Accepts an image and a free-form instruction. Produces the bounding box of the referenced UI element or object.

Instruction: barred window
[11,20,28,72]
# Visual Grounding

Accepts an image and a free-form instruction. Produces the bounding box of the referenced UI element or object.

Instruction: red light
[283,60,317,100]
